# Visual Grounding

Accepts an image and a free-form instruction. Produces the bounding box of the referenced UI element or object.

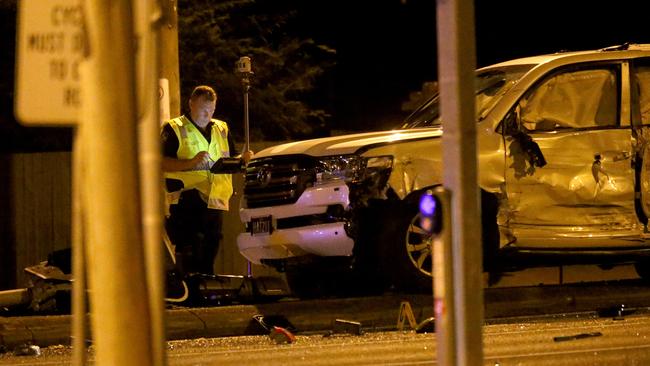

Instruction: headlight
[316,155,363,184]
[365,156,393,170]
[315,155,393,185]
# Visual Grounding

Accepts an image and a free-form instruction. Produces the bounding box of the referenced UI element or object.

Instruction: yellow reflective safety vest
[164,116,233,211]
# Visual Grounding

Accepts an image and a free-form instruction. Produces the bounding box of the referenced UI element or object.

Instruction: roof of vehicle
[484,43,650,70]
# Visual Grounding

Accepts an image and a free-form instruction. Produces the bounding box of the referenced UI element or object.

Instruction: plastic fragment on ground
[332,319,363,335]
[415,317,436,333]
[553,331,602,342]
[14,344,41,356]
[269,326,296,344]
[253,314,297,333]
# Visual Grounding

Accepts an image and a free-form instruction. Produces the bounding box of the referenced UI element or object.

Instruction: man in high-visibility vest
[161,85,253,275]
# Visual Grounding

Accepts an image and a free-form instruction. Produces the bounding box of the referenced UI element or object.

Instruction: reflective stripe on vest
[164,116,234,210]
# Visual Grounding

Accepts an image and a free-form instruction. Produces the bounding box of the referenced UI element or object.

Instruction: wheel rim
[405,213,433,277]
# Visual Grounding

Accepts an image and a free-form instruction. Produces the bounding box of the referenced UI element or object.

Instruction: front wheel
[379,203,433,293]
[378,190,500,293]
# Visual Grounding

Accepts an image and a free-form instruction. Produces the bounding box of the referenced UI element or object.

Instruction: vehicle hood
[255,128,442,158]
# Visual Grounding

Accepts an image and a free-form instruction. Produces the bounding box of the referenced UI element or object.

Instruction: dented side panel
[366,137,444,199]
[503,129,642,247]
[360,122,506,200]
[633,63,650,219]
[638,130,650,219]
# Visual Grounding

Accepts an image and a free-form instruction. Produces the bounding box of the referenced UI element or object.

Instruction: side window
[518,68,619,131]
[633,65,650,125]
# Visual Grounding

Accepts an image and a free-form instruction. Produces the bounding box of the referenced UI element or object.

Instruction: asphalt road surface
[2,311,650,365]
[1,263,649,365]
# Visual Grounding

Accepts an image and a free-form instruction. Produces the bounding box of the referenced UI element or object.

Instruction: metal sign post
[237,56,253,152]
[428,187,456,366]
[236,56,254,276]
[135,0,166,364]
[436,0,484,364]
[81,0,154,364]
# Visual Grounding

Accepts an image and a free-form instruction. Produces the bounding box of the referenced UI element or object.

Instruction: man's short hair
[190,85,217,101]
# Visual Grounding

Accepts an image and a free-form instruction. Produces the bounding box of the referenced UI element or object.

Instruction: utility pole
[435,0,484,365]
[160,0,181,117]
[71,130,87,366]
[135,0,166,365]
[80,1,154,364]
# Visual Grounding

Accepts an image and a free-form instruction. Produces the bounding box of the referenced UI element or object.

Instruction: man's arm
[227,130,254,165]
[161,124,210,172]
[162,153,210,172]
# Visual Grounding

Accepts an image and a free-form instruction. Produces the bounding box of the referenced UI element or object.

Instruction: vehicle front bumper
[237,222,354,264]
[237,181,354,264]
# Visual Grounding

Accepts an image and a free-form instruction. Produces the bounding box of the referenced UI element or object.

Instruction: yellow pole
[436,0,484,364]
[71,127,87,366]
[160,0,181,117]
[80,0,153,364]
[432,187,455,365]
[135,0,166,364]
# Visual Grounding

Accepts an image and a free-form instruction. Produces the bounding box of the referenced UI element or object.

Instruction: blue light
[419,192,436,216]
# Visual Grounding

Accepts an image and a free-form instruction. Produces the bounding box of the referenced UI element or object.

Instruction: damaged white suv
[238,44,650,295]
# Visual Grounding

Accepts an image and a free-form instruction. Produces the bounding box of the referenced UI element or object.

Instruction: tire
[379,201,433,293]
[351,202,392,294]
[379,190,500,293]
[481,190,500,271]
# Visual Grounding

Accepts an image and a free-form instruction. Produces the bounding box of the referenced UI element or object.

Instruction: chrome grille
[244,156,316,208]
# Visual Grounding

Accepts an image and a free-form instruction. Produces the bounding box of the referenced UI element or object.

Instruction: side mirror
[501,109,519,136]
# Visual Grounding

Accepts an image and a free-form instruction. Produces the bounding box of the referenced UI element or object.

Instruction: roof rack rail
[600,43,631,52]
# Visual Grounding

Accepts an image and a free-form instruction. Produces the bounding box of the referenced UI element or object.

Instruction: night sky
[290,0,650,132]
[1,0,648,150]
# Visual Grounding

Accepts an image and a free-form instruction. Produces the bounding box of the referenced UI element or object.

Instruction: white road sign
[14,0,83,125]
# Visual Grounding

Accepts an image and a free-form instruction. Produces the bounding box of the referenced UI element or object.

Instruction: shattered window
[519,68,618,131]
[634,66,650,125]
[400,64,533,129]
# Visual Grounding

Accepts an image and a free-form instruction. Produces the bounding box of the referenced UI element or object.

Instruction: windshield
[399,64,535,129]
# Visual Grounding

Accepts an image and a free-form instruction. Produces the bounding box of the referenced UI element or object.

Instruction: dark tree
[177,0,335,140]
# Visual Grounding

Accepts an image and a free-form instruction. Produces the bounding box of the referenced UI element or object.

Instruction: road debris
[333,319,363,335]
[269,326,296,344]
[415,317,435,333]
[553,331,603,342]
[14,343,41,356]
[252,314,296,334]
[323,319,364,337]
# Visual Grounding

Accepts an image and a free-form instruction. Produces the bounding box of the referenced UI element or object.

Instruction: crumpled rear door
[632,61,650,221]
[502,64,641,248]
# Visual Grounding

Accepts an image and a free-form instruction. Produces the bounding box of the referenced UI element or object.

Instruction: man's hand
[191,151,212,169]
[242,150,254,165]
[162,151,211,172]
